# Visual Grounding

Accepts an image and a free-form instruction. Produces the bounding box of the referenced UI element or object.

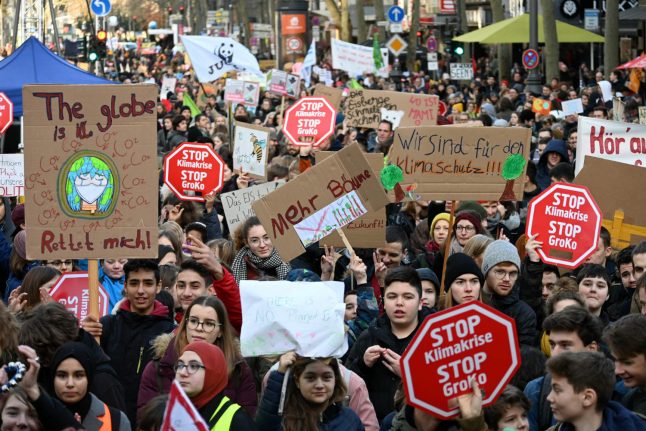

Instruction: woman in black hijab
[51,342,131,431]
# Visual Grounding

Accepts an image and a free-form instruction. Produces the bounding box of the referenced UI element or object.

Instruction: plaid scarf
[231,246,291,283]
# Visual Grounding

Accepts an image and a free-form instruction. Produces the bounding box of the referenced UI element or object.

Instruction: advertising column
[276,0,309,69]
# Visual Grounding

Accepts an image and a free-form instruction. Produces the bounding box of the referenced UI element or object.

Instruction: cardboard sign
[160,77,177,100]
[525,182,602,269]
[313,84,343,110]
[345,89,440,129]
[388,126,531,200]
[575,156,646,248]
[268,69,288,96]
[0,154,24,196]
[233,123,270,180]
[23,84,159,259]
[240,280,347,357]
[225,79,260,106]
[401,301,520,419]
[221,180,285,235]
[285,74,301,99]
[164,143,226,202]
[252,144,390,261]
[449,63,473,80]
[575,117,646,176]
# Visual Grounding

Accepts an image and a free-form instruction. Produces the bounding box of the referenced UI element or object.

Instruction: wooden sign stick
[439,201,456,307]
[336,228,355,257]
[87,259,100,341]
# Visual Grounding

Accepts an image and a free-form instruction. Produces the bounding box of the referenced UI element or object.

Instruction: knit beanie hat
[429,213,451,236]
[481,240,521,276]
[454,211,484,236]
[456,201,487,221]
[416,268,440,290]
[444,253,484,292]
[182,342,228,409]
[11,204,25,227]
[13,230,26,260]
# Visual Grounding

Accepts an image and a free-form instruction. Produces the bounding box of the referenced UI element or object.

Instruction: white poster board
[221,180,285,234]
[233,123,270,180]
[331,38,389,77]
[240,280,347,357]
[0,154,24,196]
[160,77,177,100]
[449,63,473,80]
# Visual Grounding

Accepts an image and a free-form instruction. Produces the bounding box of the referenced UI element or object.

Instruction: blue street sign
[91,0,111,16]
[387,5,405,23]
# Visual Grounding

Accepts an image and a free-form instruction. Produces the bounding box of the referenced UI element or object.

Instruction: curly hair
[282,357,347,431]
[0,302,19,362]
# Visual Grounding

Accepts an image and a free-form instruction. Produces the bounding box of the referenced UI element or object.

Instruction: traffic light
[96,29,107,59]
[88,35,98,62]
[451,40,464,56]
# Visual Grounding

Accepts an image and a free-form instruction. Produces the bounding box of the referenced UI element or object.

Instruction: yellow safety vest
[208,396,241,431]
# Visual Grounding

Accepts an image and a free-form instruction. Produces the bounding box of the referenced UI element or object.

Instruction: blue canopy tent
[0,36,116,117]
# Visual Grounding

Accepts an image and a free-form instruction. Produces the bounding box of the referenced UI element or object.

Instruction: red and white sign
[526,182,602,269]
[161,380,209,431]
[0,93,14,134]
[438,101,448,117]
[440,0,456,13]
[49,272,109,323]
[401,301,520,419]
[282,96,336,147]
[164,142,225,202]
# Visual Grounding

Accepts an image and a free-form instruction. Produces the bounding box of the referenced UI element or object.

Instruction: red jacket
[212,267,242,334]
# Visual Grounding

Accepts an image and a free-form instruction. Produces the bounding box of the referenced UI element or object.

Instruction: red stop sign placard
[0,93,14,134]
[49,272,109,322]
[282,96,336,147]
[526,182,602,269]
[401,301,520,419]
[164,142,225,202]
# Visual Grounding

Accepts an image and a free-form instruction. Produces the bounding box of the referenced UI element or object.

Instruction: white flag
[180,36,263,83]
[161,380,209,431]
[300,40,316,88]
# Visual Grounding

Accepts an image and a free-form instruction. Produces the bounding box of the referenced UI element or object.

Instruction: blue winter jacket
[256,370,365,431]
[551,400,646,431]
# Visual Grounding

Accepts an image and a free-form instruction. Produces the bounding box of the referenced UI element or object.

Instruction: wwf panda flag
[181,36,264,83]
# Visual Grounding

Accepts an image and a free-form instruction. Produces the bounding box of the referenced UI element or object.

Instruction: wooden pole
[439,201,456,308]
[336,228,355,257]
[87,259,100,341]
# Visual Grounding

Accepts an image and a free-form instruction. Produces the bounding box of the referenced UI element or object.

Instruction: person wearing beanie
[414,213,451,272]
[456,201,487,222]
[4,230,39,302]
[482,240,537,346]
[52,342,131,431]
[443,253,485,310]
[450,211,486,256]
[176,342,256,430]
[11,203,25,233]
[416,268,440,310]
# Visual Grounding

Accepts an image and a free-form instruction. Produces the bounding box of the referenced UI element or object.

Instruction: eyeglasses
[174,361,205,374]
[249,237,271,247]
[48,260,73,267]
[491,268,519,280]
[456,225,475,232]
[187,317,221,333]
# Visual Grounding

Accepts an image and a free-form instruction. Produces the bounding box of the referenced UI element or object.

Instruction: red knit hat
[182,342,228,409]
[454,211,484,236]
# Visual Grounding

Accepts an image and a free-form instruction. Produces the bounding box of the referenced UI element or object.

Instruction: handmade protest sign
[313,84,343,110]
[240,280,347,357]
[575,156,646,249]
[233,123,270,180]
[401,301,520,419]
[561,98,584,115]
[330,38,389,77]
[449,63,473,80]
[23,84,158,259]
[221,181,285,235]
[282,96,336,147]
[49,272,109,322]
[388,126,531,201]
[164,142,225,202]
[224,79,246,104]
[526,182,602,269]
[252,144,390,261]
[295,191,368,247]
[344,89,440,129]
[0,154,24,197]
[160,77,176,100]
[285,74,301,99]
[268,69,288,96]
[575,117,646,175]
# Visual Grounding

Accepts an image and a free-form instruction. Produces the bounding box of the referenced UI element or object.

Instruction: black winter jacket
[486,284,538,346]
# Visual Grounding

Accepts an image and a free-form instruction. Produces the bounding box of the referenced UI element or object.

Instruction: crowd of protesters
[2,38,646,431]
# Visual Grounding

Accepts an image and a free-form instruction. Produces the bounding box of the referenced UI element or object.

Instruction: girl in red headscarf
[175,342,257,430]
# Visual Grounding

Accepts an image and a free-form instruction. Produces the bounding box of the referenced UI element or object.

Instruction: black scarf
[231,246,291,283]
[51,342,95,421]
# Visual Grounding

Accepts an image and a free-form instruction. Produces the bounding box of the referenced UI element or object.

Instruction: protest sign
[268,69,288,96]
[49,272,110,322]
[0,154,24,196]
[575,156,646,249]
[449,63,473,80]
[221,181,285,235]
[224,79,246,104]
[401,301,520,419]
[599,80,613,102]
[330,38,389,77]
[23,84,159,259]
[561,98,584,115]
[160,77,177,100]
[164,143,226,202]
[161,381,209,431]
[613,97,626,122]
[252,144,390,261]
[233,122,270,180]
[313,84,343,110]
[344,89,440,129]
[240,280,347,357]
[388,126,531,200]
[285,73,301,99]
[639,107,646,125]
[313,66,334,86]
[575,117,646,176]
[282,96,336,147]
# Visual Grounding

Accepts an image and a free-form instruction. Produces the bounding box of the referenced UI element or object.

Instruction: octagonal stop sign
[282,96,336,147]
[164,142,225,202]
[49,272,110,323]
[0,93,14,134]
[401,301,520,419]
[526,182,602,269]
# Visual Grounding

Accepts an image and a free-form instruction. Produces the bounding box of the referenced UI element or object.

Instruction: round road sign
[522,49,539,70]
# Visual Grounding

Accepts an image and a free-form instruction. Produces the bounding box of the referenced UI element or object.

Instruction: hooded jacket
[536,139,569,191]
[546,401,646,431]
[99,300,175,423]
[484,283,537,346]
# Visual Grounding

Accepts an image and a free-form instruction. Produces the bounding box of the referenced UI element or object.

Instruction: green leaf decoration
[381,164,404,190]
[501,154,527,181]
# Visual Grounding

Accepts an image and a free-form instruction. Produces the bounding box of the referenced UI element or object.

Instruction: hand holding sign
[348,255,368,285]
[453,378,483,421]
[524,234,543,263]
[278,351,297,373]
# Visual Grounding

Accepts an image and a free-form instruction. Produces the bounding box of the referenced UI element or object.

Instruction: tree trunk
[373,0,386,41]
[340,0,351,42]
[604,0,619,74]
[541,0,559,82]
[457,0,471,60]
[234,0,250,46]
[192,0,207,35]
[355,0,367,43]
[407,0,420,72]
[489,0,511,80]
[324,0,342,31]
